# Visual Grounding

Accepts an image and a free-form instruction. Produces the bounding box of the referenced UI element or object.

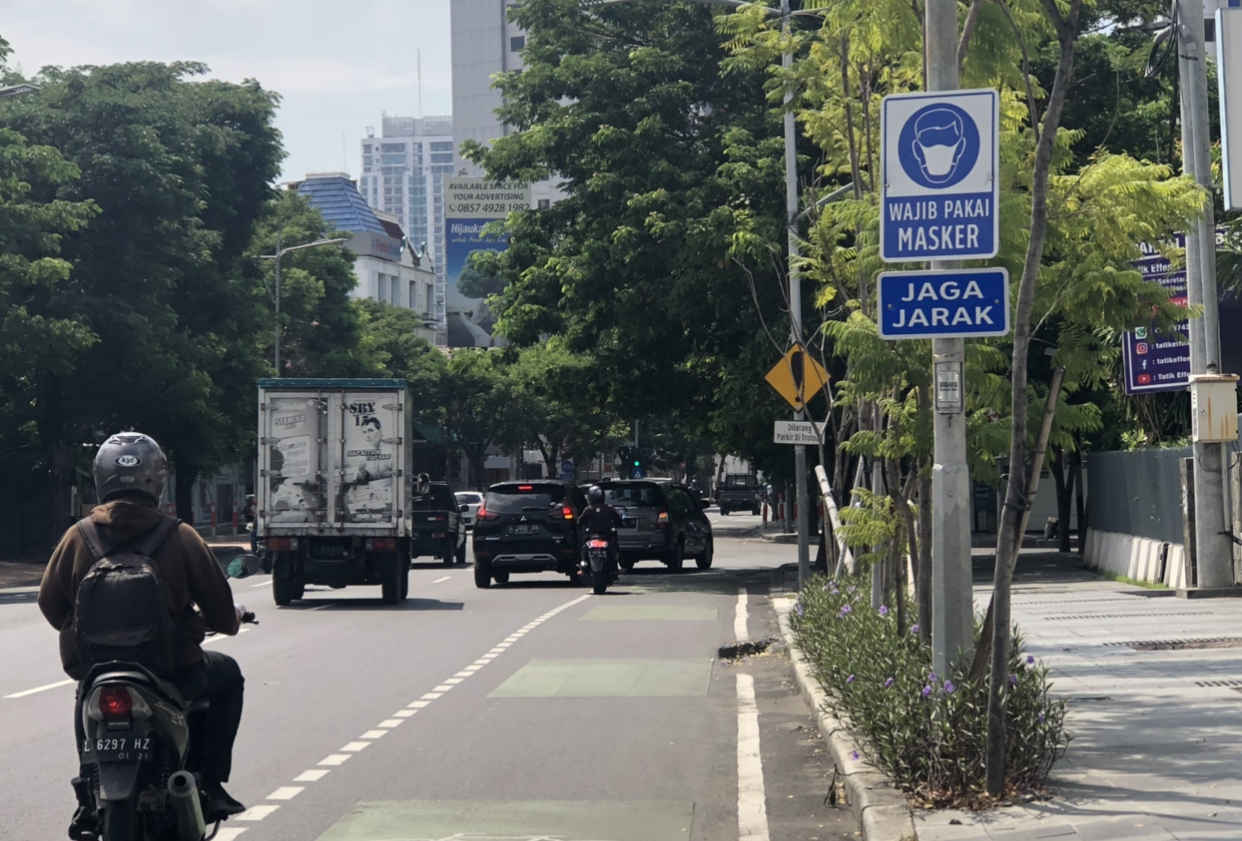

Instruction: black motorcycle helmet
[93,432,168,505]
[587,485,605,506]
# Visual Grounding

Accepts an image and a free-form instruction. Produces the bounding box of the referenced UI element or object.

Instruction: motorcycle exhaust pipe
[166,770,207,841]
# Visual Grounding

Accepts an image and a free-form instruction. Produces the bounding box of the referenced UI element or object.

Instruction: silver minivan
[602,480,713,571]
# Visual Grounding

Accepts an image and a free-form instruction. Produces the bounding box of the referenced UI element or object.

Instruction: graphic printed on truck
[269,400,321,523]
[342,398,395,524]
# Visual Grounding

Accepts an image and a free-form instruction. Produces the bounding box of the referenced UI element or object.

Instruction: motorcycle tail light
[655,510,670,529]
[588,539,609,549]
[99,686,132,720]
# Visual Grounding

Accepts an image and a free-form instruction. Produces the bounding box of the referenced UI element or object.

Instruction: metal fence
[1085,447,1192,545]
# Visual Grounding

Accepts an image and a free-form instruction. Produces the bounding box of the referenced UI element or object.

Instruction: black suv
[603,480,713,571]
[410,482,468,565]
[471,481,587,587]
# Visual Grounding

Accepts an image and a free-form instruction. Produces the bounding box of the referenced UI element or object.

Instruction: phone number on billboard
[448,202,527,214]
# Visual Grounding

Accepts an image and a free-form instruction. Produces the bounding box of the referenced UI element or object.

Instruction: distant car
[471,481,588,587]
[455,491,483,528]
[602,480,713,571]
[411,482,468,565]
[717,473,761,516]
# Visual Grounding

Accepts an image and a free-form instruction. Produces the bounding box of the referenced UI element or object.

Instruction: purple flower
[1038,712,1045,724]
[928,671,938,683]
[1026,655,1035,665]
[851,750,860,761]
[796,603,804,616]
[839,604,852,616]
[879,605,889,616]
[846,674,855,684]
[944,681,956,694]
[910,624,919,634]
[922,685,932,697]
[884,677,894,688]
[1010,674,1018,685]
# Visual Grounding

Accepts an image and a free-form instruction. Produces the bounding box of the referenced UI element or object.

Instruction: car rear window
[485,484,566,514]
[724,475,757,488]
[456,493,482,504]
[604,485,663,508]
[412,486,455,510]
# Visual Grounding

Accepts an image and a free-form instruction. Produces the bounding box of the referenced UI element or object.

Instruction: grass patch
[1089,568,1169,589]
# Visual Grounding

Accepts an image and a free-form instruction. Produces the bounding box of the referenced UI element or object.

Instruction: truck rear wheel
[455,539,467,564]
[273,574,298,606]
[381,556,404,605]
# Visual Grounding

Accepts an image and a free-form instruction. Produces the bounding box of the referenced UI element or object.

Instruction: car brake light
[519,485,534,491]
[477,504,498,521]
[562,505,575,520]
[655,510,670,529]
[99,686,132,720]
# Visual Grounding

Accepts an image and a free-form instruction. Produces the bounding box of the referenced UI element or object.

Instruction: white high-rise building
[451,0,560,208]
[360,116,454,343]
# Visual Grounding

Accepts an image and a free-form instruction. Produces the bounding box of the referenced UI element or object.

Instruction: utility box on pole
[1189,373,1240,442]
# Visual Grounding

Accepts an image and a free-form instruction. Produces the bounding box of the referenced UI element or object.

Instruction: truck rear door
[261,391,328,527]
[333,390,405,530]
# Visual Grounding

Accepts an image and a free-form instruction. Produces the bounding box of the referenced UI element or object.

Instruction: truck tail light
[655,510,670,529]
[267,537,297,551]
[366,538,398,552]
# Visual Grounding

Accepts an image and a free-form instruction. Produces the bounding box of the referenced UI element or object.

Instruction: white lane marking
[432,684,453,692]
[266,786,304,800]
[213,829,249,841]
[238,804,281,821]
[407,700,431,709]
[735,588,749,643]
[250,581,269,588]
[736,673,771,841]
[306,605,330,611]
[453,671,475,678]
[5,679,74,699]
[393,709,417,718]
[360,730,387,739]
[432,576,451,583]
[202,627,253,647]
[378,719,404,728]
[420,692,443,700]
[444,677,464,685]
[293,769,329,782]
[341,741,371,752]
[318,754,351,766]
[470,659,491,667]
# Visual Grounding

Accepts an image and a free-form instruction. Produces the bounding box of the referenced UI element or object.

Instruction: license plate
[509,524,539,535]
[89,735,153,763]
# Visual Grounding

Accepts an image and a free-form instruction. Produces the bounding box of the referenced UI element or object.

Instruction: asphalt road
[0,511,854,841]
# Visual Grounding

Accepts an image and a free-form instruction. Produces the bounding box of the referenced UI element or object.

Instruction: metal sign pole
[925,0,975,674]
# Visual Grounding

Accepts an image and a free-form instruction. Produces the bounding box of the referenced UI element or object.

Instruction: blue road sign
[881,89,999,262]
[877,269,1010,340]
[632,467,644,479]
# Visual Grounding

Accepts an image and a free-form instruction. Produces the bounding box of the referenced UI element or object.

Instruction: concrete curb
[772,597,918,841]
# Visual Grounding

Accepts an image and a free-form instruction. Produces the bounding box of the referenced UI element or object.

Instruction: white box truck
[256,378,413,605]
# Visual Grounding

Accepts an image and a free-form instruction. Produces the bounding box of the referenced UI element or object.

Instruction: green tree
[457,249,507,300]
[0,60,283,527]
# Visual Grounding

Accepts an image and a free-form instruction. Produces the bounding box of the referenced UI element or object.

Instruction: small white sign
[773,420,825,445]
[1218,10,1242,210]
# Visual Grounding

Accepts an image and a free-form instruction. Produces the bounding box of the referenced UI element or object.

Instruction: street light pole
[261,234,348,377]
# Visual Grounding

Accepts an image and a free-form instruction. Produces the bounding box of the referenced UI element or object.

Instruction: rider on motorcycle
[578,485,623,573]
[38,432,250,831]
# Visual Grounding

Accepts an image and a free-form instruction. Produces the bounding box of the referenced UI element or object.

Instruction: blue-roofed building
[293,172,440,344]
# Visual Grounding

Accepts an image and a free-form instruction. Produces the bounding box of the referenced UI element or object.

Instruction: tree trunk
[985,0,1082,793]
[916,387,933,643]
[175,463,199,524]
[1051,445,1076,553]
[36,368,74,544]
[1072,448,1086,555]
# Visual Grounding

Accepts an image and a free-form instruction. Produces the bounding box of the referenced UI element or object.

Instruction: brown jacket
[38,499,240,679]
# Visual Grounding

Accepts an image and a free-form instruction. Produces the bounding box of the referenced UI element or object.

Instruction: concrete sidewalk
[918,555,1242,841]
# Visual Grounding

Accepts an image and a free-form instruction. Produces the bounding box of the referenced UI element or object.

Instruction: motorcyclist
[38,432,249,831]
[578,485,623,574]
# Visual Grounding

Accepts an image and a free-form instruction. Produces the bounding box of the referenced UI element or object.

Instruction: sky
[0,0,456,182]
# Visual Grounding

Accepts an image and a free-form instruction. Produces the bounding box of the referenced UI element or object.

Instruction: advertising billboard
[445,179,531,347]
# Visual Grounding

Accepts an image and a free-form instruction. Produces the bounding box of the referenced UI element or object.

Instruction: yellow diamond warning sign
[765,344,830,412]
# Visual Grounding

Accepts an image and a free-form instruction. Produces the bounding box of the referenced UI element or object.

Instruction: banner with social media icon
[880,90,1000,262]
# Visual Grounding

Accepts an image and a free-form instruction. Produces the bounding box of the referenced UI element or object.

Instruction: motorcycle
[581,536,614,595]
[71,602,258,840]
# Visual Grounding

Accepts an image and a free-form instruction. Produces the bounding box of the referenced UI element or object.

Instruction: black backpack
[73,515,181,676]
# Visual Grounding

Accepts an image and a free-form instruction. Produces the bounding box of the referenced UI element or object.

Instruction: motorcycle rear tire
[102,797,138,841]
[592,569,609,595]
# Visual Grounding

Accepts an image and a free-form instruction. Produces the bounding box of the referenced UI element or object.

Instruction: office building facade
[360,116,454,344]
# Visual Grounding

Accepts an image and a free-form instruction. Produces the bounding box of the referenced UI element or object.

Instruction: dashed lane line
[212,828,248,841]
[249,592,592,834]
[432,576,452,583]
